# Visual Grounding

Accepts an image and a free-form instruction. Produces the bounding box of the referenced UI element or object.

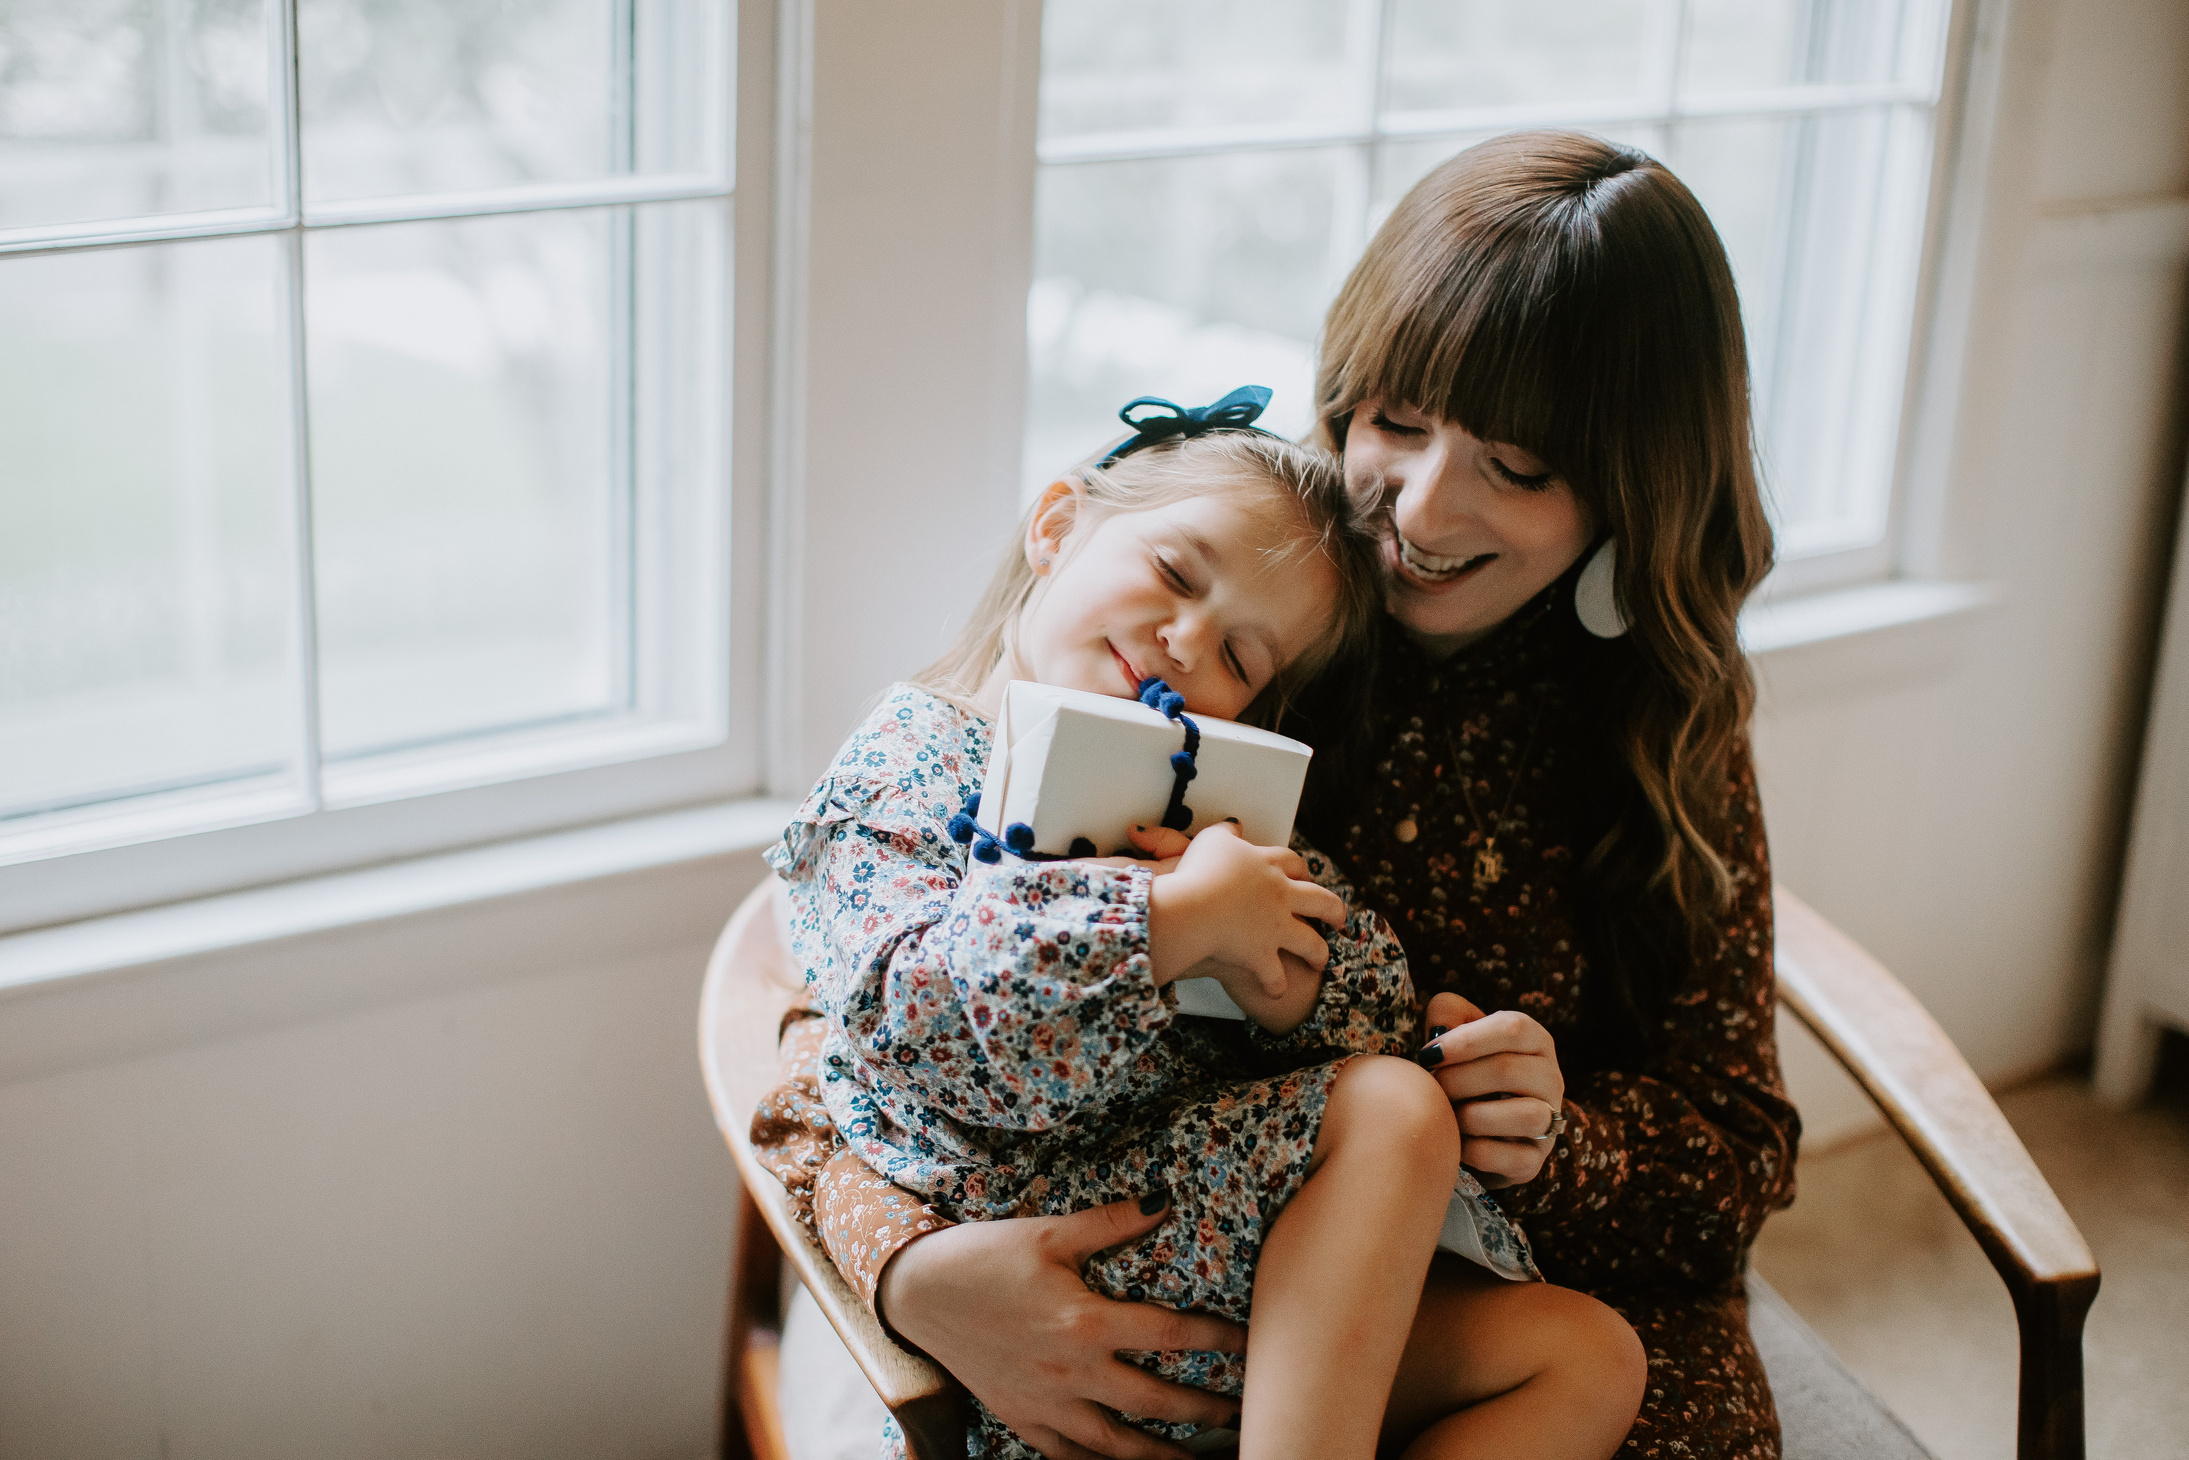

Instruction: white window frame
[0,0,775,934]
[1028,0,1975,599]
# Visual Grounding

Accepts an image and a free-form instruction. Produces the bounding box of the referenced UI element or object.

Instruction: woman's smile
[1392,531,1496,587]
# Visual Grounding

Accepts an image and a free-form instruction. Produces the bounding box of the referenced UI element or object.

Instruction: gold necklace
[1446,694,1551,894]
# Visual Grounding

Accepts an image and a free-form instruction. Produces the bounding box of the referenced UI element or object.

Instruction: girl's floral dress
[763,684,1533,1460]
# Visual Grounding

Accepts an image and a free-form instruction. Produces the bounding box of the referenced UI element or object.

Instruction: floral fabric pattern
[1316,596,1800,1458]
[762,684,1523,1460]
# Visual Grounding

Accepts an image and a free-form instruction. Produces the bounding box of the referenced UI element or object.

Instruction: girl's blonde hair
[916,432,1382,726]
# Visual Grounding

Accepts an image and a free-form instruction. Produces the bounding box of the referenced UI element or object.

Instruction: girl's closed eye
[1369,409,1425,437]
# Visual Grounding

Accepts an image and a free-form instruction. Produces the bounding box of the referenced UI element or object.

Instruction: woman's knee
[1324,1055,1462,1174]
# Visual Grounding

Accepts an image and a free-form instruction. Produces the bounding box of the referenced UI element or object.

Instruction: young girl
[765,404,1645,1460]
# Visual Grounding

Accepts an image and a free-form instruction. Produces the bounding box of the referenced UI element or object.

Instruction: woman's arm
[757,1008,1248,1460]
[1478,738,1800,1290]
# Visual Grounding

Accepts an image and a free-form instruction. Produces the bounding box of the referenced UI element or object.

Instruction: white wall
[1760,0,2189,1143]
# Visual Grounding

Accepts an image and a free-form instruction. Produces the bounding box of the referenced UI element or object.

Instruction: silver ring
[1529,1110,1568,1143]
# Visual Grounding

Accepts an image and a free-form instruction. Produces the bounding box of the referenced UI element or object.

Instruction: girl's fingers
[1128,824,1194,859]
[1267,847,1313,881]
[1278,920,1330,972]
[1454,1096,1559,1139]
[1288,882,1348,927]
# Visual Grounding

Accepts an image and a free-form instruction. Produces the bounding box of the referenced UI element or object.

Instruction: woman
[752,131,1799,1459]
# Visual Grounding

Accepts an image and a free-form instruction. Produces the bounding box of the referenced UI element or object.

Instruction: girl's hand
[1416,990,1566,1188]
[877,1194,1246,1460]
[1146,823,1346,991]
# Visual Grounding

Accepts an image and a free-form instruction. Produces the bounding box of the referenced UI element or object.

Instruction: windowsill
[0,797,798,1002]
[0,580,1989,1024]
[1743,578,1995,705]
[1742,578,1992,655]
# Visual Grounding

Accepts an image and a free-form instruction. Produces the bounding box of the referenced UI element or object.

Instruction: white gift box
[975,680,1314,1021]
[975,680,1313,854]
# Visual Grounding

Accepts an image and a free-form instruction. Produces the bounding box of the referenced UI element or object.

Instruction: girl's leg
[1379,1254,1646,1460]
[1239,1054,1462,1460]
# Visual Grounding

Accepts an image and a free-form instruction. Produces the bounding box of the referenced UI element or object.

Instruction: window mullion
[278,0,323,810]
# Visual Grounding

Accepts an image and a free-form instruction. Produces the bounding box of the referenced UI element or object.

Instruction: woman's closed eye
[1369,409,1426,437]
[1155,553,1193,593]
[1488,455,1557,491]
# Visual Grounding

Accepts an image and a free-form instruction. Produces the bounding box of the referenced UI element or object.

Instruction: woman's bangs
[1347,225,1588,481]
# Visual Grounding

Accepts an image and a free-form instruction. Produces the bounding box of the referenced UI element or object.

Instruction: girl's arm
[790,785,1170,1133]
[1450,737,1800,1290]
[1244,837,1422,1058]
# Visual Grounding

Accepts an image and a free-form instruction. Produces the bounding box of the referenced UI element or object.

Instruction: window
[0,0,740,929]
[1024,0,1954,571]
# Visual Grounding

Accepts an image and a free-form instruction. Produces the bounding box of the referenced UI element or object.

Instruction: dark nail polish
[1430,1025,1449,1038]
[1139,1189,1171,1215]
[1223,816,1240,825]
[1416,1043,1444,1067]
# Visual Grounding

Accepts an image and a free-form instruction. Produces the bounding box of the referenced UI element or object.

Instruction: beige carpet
[1751,1051,2189,1460]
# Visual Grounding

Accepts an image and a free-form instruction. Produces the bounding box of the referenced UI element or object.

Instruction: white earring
[1574,539,1628,638]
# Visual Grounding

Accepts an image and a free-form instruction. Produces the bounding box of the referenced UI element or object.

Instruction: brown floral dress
[752,592,1801,1459]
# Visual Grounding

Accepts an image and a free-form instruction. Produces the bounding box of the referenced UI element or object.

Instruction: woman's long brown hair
[1314,131,1774,1021]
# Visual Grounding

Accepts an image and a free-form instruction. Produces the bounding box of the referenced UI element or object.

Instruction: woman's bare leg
[1379,1254,1646,1460]
[1238,1055,1462,1460]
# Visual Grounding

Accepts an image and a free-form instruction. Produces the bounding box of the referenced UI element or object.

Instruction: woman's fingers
[1092,1360,1243,1434]
[1436,1008,1556,1060]
[1423,990,1485,1034]
[1429,1051,1558,1106]
[1050,1191,1184,1267]
[1454,1096,1559,1139]
[1462,1134,1548,1185]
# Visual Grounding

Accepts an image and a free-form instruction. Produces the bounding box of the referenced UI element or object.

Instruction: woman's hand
[1417,990,1566,1188]
[877,1194,1247,1460]
[1145,823,1346,991]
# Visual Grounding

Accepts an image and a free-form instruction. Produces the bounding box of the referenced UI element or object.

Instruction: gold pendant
[1473,842,1504,891]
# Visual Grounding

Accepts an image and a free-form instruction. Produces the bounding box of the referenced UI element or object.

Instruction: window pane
[1025,150,1341,492]
[305,209,617,760]
[1381,0,1652,114]
[298,0,726,204]
[1683,0,1925,95]
[0,0,280,232]
[1038,0,1367,142]
[303,201,722,761]
[0,235,294,821]
[1672,107,1928,551]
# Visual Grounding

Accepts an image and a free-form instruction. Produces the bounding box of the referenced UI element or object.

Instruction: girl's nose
[1157,610,1213,673]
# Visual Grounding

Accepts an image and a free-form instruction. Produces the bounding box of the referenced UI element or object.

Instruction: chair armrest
[699,880,964,1460]
[1773,884,2099,1460]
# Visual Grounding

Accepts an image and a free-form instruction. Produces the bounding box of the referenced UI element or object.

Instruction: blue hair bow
[1096,384,1276,466]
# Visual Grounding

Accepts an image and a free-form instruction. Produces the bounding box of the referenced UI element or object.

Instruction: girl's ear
[1024,477,1083,574]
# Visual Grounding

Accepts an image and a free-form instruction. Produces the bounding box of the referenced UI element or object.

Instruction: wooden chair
[698,878,2098,1460]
